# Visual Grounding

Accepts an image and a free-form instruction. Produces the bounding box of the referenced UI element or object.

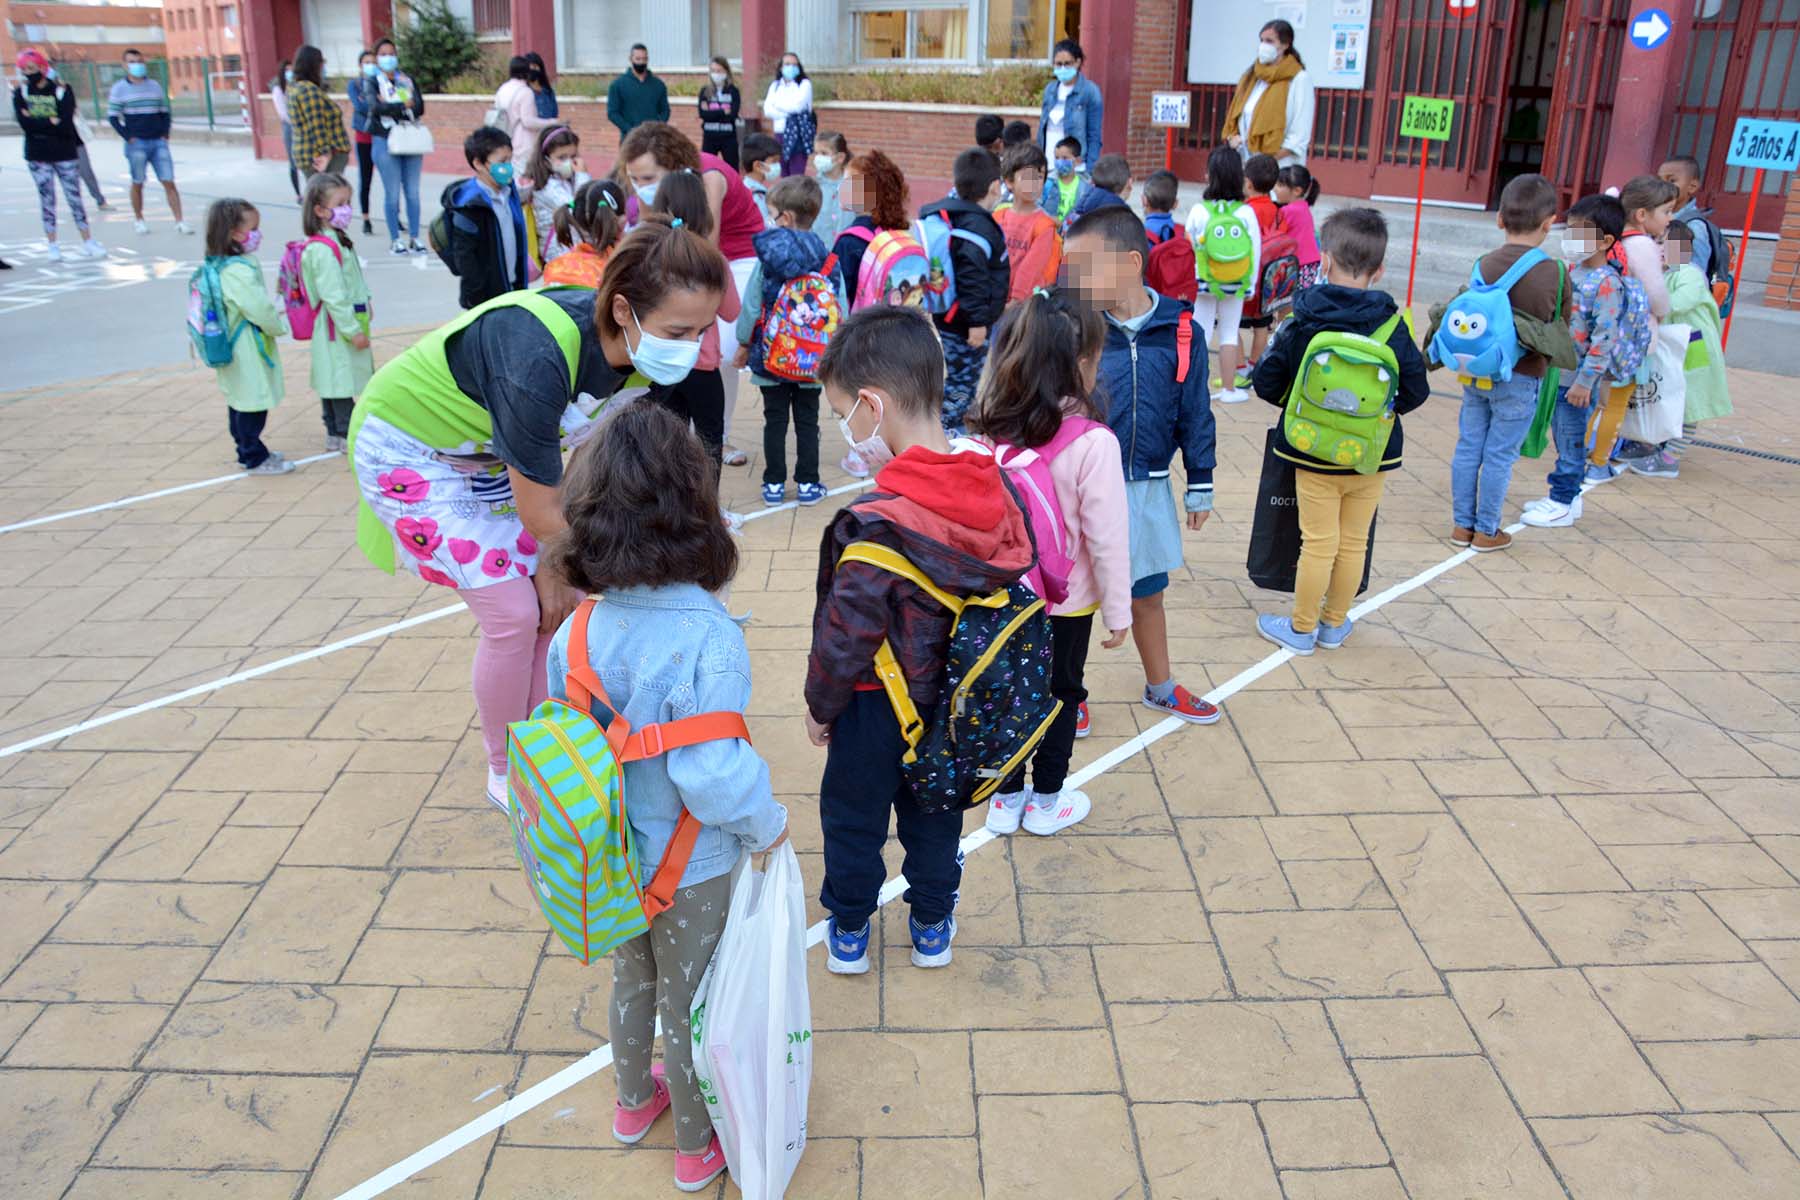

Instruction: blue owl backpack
[1428,247,1549,389]
[837,541,1059,813]
[505,599,753,964]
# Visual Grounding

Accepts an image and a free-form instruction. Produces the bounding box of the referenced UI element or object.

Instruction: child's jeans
[228,408,271,469]
[998,613,1092,797]
[760,381,820,486]
[610,872,729,1155]
[1547,387,1590,504]
[1450,375,1538,535]
[819,690,963,932]
[320,396,354,439]
[1293,469,1385,634]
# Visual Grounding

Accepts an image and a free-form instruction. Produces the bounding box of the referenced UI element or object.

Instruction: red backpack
[991,417,1104,605]
[277,235,344,342]
[1147,228,1199,302]
[1244,215,1300,322]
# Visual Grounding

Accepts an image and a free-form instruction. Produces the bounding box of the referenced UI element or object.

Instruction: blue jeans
[1546,386,1592,504]
[124,137,174,184]
[1450,374,1538,535]
[371,136,422,242]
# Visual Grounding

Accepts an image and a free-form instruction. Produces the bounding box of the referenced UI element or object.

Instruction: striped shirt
[106,76,171,141]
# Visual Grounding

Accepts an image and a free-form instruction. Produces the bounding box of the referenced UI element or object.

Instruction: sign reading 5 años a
[1725,117,1800,173]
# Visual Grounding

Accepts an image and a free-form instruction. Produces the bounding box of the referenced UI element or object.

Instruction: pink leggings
[461,576,552,775]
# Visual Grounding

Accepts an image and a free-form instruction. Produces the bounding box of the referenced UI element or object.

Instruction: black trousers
[321,396,354,438]
[999,613,1093,797]
[648,368,725,481]
[228,408,270,468]
[760,381,820,486]
[701,130,739,172]
[818,691,963,930]
[355,139,375,217]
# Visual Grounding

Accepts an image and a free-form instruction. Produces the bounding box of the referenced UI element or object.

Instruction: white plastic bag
[689,844,811,1199]
[1620,322,1690,445]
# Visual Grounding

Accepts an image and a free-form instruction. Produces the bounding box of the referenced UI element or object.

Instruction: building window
[985,0,1076,60]
[473,0,512,36]
[855,5,971,62]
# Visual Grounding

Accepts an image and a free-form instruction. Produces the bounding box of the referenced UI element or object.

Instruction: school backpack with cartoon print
[844,226,930,310]
[752,253,843,383]
[1245,217,1300,322]
[186,257,245,368]
[1283,313,1404,474]
[991,417,1104,606]
[1427,246,1548,388]
[505,599,754,965]
[914,207,999,319]
[277,235,343,342]
[838,541,1059,813]
[1146,228,1199,302]
[1193,200,1255,299]
[1608,265,1655,380]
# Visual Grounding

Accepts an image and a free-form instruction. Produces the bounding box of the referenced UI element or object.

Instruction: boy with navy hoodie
[918,147,1010,436]
[444,125,527,309]
[1064,205,1221,729]
[806,307,1034,975]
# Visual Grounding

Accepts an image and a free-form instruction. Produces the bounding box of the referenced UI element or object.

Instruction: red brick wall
[1767,175,1800,311]
[259,94,1034,205]
[1124,0,1180,180]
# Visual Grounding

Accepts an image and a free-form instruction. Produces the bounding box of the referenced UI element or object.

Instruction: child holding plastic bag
[544,403,787,1194]
[1662,219,1729,425]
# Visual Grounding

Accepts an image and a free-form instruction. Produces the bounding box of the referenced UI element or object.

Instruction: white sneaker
[1214,388,1250,404]
[174,221,193,235]
[134,219,149,234]
[246,457,296,476]
[1521,496,1556,513]
[46,243,62,262]
[1022,787,1091,835]
[720,507,744,534]
[392,238,410,255]
[82,238,106,259]
[487,769,509,813]
[985,789,1028,836]
[841,450,871,479]
[1521,497,1581,528]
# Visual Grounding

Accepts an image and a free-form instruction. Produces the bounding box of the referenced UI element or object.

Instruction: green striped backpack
[505,598,752,964]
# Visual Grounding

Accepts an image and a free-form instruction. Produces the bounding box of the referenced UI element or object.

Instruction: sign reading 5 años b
[1399,96,1455,142]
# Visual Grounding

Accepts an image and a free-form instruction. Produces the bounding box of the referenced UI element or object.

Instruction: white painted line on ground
[334,489,1577,1199]
[0,451,344,534]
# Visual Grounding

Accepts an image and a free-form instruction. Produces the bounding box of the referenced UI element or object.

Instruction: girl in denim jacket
[544,402,787,1194]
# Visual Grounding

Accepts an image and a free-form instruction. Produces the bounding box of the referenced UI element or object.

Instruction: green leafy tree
[393,0,482,93]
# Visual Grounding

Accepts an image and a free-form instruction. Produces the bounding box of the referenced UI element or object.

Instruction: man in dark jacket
[444,126,527,309]
[1251,206,1430,654]
[917,147,1010,436]
[805,307,1034,976]
[607,44,670,139]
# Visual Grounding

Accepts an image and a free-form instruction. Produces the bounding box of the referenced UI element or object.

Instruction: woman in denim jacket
[543,402,786,1193]
[1038,38,1105,165]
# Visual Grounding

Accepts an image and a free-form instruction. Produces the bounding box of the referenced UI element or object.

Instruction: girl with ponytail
[540,179,625,288]
[969,288,1132,838]
[1276,163,1323,290]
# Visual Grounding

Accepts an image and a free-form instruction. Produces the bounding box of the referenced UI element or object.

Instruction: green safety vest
[348,290,583,575]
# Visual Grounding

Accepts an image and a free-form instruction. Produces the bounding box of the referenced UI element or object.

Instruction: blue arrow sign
[1628,7,1672,49]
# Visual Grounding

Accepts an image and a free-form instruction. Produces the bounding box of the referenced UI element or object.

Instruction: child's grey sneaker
[1315,618,1354,650]
[1257,613,1316,656]
[1613,439,1658,461]
[1627,450,1680,478]
[1583,463,1617,485]
[247,457,296,476]
[909,916,956,968]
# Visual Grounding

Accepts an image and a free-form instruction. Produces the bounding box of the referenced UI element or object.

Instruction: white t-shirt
[1045,81,1075,149]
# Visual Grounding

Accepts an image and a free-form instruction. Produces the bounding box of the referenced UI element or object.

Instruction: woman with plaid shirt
[289,46,349,183]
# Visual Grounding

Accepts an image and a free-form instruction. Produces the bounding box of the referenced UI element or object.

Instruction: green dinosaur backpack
[1193,199,1255,300]
[1282,313,1404,475]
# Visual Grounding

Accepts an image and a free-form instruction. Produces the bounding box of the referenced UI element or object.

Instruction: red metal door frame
[1674,0,1798,232]
[1542,0,1630,213]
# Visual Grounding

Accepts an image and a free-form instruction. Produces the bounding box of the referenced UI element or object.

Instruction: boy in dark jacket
[806,307,1034,976]
[1069,153,1132,224]
[445,125,527,309]
[1252,207,1429,654]
[1064,206,1221,728]
[917,147,1010,436]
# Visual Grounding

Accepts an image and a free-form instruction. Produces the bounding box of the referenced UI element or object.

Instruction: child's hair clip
[1031,286,1053,300]
[671,216,684,229]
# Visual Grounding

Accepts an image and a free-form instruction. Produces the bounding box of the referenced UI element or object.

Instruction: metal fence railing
[63,58,248,132]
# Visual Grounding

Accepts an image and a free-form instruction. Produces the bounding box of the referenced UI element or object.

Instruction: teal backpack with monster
[1282,313,1404,474]
[1193,200,1255,299]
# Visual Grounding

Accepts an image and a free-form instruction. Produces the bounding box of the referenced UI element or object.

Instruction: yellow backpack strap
[871,640,926,762]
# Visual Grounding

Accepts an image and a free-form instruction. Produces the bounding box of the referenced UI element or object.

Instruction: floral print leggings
[28,160,87,239]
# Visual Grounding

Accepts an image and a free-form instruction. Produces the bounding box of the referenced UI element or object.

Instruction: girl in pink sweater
[1615,174,1676,327]
[969,289,1132,837]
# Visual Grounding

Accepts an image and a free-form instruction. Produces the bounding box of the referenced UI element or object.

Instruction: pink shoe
[675,1133,727,1192]
[612,1062,670,1145]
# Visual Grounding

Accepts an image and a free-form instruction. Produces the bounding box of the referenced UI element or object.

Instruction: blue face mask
[361,62,378,78]
[1054,158,1077,176]
[627,306,703,386]
[1053,64,1078,84]
[781,63,799,80]
[283,68,294,83]
[488,161,515,187]
[378,54,398,73]
[128,62,149,79]
[44,67,56,81]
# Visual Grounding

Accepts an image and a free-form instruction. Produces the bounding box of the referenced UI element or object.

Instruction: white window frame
[849,0,976,66]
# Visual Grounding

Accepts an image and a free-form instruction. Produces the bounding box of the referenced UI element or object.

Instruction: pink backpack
[277,235,343,342]
[992,416,1103,606]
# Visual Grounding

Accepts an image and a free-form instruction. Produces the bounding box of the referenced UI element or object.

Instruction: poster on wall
[1186,0,1370,91]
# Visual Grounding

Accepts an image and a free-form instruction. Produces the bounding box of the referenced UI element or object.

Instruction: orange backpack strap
[642,812,702,919]
[1175,314,1194,384]
[562,599,636,757]
[627,711,753,919]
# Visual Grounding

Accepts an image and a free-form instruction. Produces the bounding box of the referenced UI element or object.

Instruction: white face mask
[1257,41,1282,65]
[813,153,836,174]
[552,158,576,179]
[626,306,702,386]
[710,72,727,87]
[837,393,894,472]
[760,161,782,181]
[1558,237,1591,263]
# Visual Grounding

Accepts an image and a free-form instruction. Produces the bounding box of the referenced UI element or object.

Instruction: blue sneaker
[1257,614,1317,656]
[1316,617,1354,650]
[761,482,786,505]
[827,918,870,975]
[908,916,957,968]
[1584,463,1617,485]
[797,482,827,506]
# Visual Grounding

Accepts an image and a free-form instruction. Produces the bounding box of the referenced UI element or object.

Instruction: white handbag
[385,119,434,156]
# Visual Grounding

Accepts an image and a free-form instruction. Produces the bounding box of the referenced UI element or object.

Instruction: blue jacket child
[1097,291,1217,513]
[744,225,846,379]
